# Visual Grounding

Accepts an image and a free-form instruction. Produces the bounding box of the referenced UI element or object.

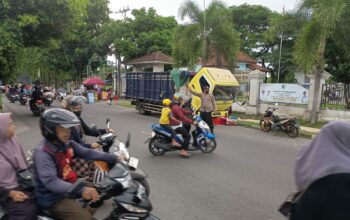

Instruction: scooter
[9,93,19,103]
[43,92,54,107]
[1,162,160,220]
[31,99,45,116]
[91,119,150,196]
[146,114,217,156]
[19,95,28,105]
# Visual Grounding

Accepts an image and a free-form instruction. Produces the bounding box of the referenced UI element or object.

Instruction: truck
[125,67,240,117]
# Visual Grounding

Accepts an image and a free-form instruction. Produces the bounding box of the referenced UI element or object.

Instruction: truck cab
[188,67,240,117]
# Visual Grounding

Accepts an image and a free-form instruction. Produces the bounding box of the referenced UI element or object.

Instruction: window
[199,76,210,91]
[212,86,239,101]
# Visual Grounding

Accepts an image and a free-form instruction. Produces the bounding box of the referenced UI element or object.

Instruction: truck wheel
[139,103,146,115]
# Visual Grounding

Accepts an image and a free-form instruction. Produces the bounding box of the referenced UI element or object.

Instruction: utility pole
[114,6,130,97]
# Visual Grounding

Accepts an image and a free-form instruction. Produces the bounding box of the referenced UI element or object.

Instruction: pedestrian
[189,85,216,133]
[291,121,350,220]
[0,113,38,220]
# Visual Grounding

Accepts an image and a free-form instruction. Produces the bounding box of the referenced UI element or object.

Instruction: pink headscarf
[0,113,28,189]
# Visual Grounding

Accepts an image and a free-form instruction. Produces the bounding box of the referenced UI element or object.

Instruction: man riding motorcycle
[171,93,197,158]
[33,108,122,220]
[29,86,43,111]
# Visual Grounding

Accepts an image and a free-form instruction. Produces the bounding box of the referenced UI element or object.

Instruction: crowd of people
[3,82,350,219]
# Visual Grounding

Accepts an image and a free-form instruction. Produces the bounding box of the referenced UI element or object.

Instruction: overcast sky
[109,0,301,21]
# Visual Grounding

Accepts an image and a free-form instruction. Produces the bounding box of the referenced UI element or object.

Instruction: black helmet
[40,108,81,141]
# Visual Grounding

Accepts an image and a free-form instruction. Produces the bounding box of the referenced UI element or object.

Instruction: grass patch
[237,120,315,139]
[233,111,327,129]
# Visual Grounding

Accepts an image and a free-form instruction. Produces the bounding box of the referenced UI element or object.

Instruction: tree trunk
[310,33,327,124]
[344,84,350,109]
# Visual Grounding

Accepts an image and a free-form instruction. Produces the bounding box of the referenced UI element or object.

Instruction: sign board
[260,83,309,105]
[87,92,95,104]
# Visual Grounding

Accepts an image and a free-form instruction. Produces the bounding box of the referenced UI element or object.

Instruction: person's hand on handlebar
[193,121,198,126]
[82,187,99,202]
[106,128,115,134]
[91,142,101,149]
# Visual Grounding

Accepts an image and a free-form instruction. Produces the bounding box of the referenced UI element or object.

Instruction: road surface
[2,97,309,220]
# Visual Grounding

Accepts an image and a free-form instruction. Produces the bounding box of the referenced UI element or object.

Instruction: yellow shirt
[159,107,171,124]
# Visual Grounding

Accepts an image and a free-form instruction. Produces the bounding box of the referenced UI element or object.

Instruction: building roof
[236,51,256,63]
[248,63,269,73]
[126,51,173,65]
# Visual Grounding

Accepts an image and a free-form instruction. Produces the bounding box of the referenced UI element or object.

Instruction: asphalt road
[2,97,309,220]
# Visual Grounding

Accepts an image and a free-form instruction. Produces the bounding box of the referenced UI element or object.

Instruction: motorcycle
[31,99,45,116]
[58,90,67,101]
[1,162,159,220]
[43,92,55,107]
[260,105,300,138]
[19,95,28,105]
[8,93,19,103]
[91,119,151,196]
[146,114,217,156]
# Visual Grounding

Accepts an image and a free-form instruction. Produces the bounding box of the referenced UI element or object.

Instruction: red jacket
[171,104,193,125]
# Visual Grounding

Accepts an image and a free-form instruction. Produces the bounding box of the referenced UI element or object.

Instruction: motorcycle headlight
[119,203,148,213]
[115,173,132,189]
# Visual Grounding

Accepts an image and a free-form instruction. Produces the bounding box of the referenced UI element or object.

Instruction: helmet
[61,95,87,110]
[173,93,182,101]
[163,98,172,106]
[40,108,81,142]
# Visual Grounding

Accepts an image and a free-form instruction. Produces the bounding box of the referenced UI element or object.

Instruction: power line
[115,6,130,20]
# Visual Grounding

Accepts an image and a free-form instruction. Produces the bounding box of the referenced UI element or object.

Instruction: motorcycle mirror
[125,132,131,148]
[106,118,110,130]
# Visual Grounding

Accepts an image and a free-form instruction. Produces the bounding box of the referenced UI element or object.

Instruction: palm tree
[293,0,348,123]
[173,0,240,69]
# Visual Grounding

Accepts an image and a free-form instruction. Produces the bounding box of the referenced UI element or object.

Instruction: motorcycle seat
[275,117,289,122]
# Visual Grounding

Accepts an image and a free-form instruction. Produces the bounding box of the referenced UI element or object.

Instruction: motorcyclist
[29,86,43,110]
[61,95,114,139]
[33,108,122,220]
[171,93,197,158]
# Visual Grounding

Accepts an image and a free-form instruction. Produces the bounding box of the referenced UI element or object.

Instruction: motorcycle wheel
[287,125,299,138]
[134,179,150,196]
[148,137,166,156]
[260,119,271,132]
[199,139,217,153]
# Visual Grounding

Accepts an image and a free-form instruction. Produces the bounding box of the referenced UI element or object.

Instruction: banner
[259,83,309,105]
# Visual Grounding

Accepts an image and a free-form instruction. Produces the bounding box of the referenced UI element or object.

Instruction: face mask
[74,111,82,117]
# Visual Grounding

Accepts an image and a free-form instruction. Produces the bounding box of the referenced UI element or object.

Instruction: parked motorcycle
[1,163,159,220]
[31,99,45,116]
[260,105,300,138]
[146,114,217,156]
[91,119,151,196]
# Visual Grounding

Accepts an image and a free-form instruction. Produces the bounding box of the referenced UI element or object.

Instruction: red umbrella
[82,77,106,86]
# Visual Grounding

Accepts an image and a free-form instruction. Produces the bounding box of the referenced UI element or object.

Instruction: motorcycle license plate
[129,157,139,169]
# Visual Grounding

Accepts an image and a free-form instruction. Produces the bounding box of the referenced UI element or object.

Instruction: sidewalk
[239,119,320,134]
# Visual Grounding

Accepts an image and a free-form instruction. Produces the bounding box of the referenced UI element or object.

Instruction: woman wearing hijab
[292,120,350,220]
[0,113,37,220]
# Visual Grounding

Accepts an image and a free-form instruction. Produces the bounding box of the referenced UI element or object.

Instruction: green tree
[173,0,240,69]
[230,4,279,58]
[293,0,348,123]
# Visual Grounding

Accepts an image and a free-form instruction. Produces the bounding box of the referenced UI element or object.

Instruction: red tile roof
[126,51,173,65]
[236,51,256,63]
[248,63,269,72]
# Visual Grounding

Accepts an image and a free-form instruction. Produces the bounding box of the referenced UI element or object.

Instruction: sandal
[178,152,191,158]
